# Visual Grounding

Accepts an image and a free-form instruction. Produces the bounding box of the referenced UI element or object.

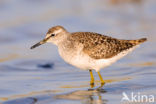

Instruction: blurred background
[0,0,156,104]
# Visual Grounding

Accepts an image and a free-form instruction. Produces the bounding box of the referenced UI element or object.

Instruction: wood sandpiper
[30,25,147,88]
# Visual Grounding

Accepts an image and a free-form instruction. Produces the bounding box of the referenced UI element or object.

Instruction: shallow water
[0,0,156,104]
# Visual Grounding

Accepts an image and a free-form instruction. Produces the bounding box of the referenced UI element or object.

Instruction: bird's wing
[71,32,137,59]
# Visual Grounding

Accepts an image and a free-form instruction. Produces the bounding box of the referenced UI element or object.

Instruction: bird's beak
[30,35,51,49]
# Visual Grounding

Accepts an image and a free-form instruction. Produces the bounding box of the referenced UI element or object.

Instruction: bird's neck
[56,32,70,46]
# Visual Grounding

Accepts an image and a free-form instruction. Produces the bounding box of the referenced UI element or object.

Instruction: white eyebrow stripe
[54,29,63,34]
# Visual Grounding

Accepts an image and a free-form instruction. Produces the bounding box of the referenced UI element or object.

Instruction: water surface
[0,0,156,104]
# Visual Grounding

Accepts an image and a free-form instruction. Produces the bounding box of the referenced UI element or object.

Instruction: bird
[30,25,147,88]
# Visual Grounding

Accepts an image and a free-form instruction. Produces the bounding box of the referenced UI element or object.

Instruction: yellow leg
[89,70,94,88]
[97,71,105,87]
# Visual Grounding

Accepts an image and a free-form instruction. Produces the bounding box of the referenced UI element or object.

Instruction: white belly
[58,45,137,72]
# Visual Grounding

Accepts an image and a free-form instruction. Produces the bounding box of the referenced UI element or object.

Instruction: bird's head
[30,25,68,49]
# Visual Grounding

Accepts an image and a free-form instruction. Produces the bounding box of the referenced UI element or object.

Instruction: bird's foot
[90,82,95,88]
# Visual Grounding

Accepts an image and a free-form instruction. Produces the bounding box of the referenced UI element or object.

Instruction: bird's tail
[129,38,147,45]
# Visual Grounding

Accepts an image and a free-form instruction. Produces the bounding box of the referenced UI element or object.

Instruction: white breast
[58,44,93,70]
[58,43,138,72]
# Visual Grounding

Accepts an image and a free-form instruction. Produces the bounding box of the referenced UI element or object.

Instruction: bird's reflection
[54,88,108,104]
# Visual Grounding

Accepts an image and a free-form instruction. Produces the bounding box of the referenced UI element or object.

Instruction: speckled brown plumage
[69,32,147,59]
[30,25,147,73]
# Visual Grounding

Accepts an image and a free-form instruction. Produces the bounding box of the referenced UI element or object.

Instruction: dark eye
[51,34,55,36]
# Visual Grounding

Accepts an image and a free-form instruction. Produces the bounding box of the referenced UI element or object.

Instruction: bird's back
[69,32,147,59]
